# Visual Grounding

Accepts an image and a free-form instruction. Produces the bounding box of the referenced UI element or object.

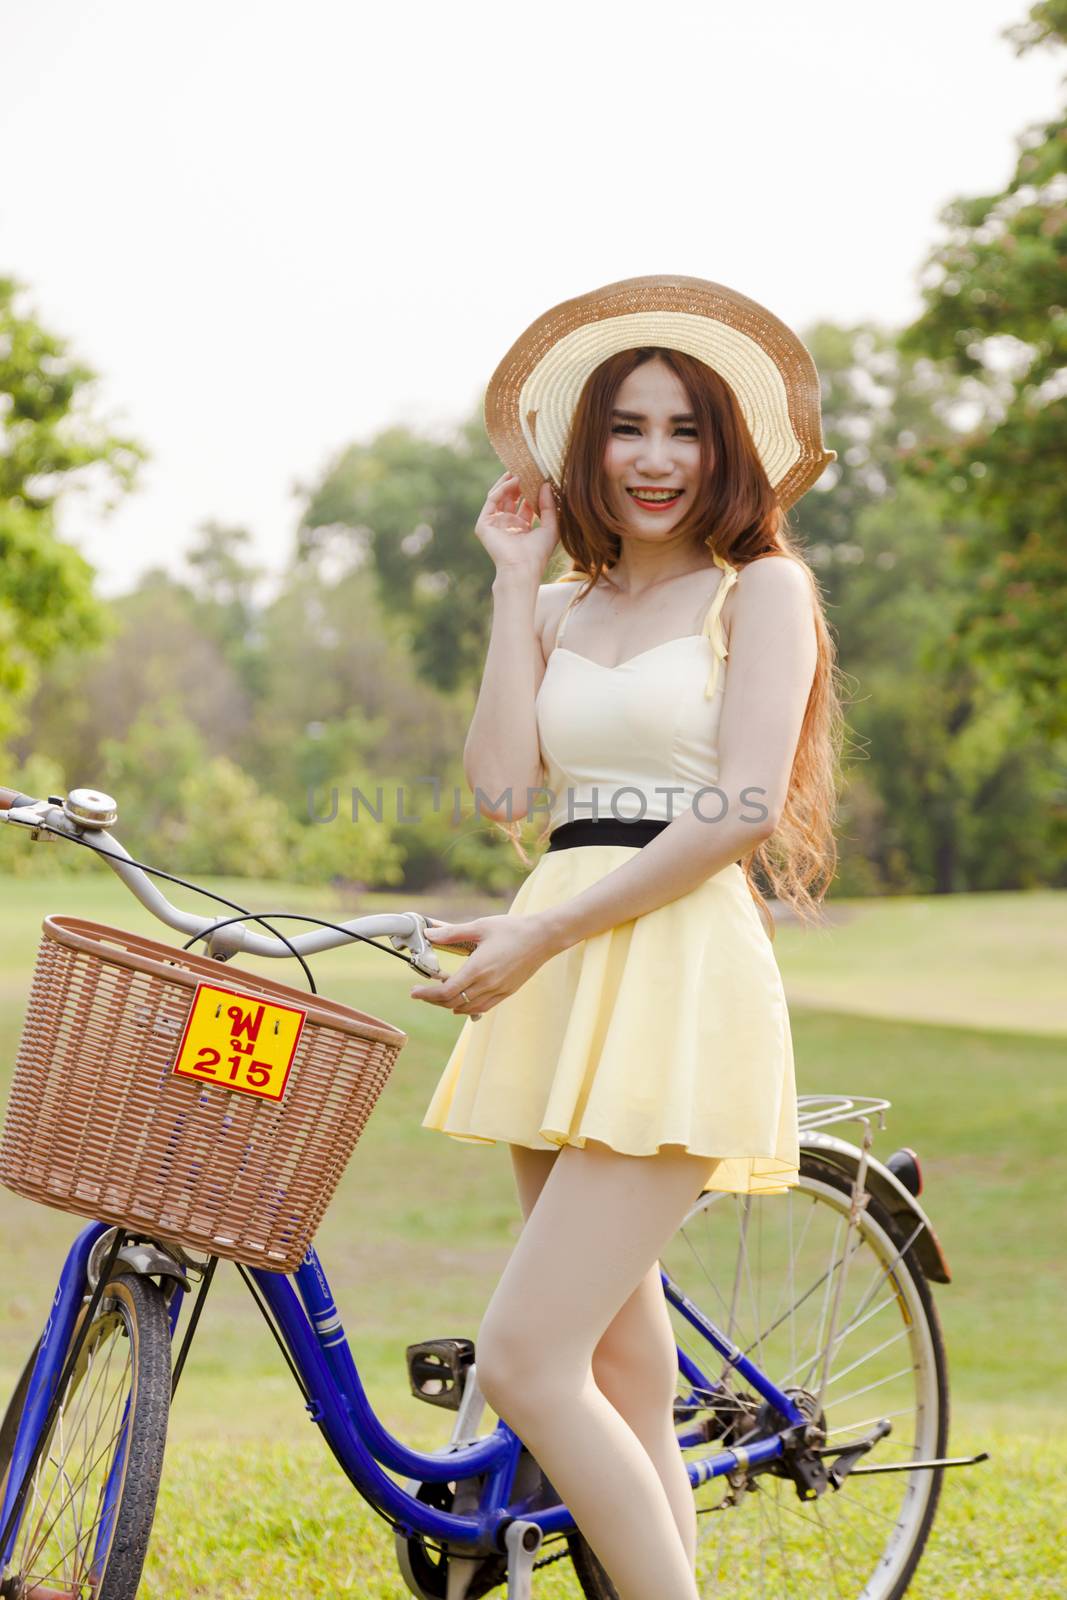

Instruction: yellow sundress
[422,554,800,1195]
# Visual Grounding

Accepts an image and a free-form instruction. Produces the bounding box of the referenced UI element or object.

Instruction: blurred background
[1,1,1065,1594]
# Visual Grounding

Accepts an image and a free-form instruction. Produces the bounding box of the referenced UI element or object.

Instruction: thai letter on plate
[172,983,306,1103]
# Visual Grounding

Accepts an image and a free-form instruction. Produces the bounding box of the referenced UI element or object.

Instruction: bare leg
[510,1145,558,1221]
[591,1263,698,1567]
[479,1141,715,1600]
[509,1148,697,1563]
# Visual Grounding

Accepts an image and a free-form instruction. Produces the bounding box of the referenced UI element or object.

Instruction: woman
[410,275,842,1600]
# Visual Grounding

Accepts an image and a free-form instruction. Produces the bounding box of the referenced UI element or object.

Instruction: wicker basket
[0,916,408,1272]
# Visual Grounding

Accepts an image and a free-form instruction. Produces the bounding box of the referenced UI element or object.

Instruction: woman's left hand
[409,915,557,1016]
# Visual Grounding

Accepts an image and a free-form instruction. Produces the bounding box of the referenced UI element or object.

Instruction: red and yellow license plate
[172,982,306,1103]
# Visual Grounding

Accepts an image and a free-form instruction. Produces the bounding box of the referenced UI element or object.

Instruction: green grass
[139,1431,1067,1599]
[1,873,1064,1594]
[775,888,1067,1037]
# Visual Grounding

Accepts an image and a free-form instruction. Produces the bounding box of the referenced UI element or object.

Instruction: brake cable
[10,814,438,994]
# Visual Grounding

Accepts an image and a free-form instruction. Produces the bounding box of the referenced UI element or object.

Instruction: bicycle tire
[0,1271,172,1600]
[567,1155,950,1600]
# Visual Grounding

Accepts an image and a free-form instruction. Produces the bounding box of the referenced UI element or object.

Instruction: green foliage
[165,756,296,880]
[13,324,1065,894]
[181,520,265,685]
[374,772,536,896]
[0,752,96,877]
[294,772,407,890]
[1004,0,1067,60]
[96,706,296,881]
[796,321,969,557]
[298,409,513,693]
[896,7,1067,737]
[0,275,145,737]
[99,703,210,836]
[789,335,1066,894]
[0,276,142,504]
[21,573,253,793]
[292,760,539,896]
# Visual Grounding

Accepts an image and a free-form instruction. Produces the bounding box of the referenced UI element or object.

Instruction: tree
[0,275,145,736]
[0,751,95,877]
[297,408,517,692]
[786,321,1065,893]
[15,571,253,787]
[245,558,470,807]
[897,1,1067,738]
[183,520,266,690]
[99,703,211,840]
[165,756,296,881]
[795,320,971,563]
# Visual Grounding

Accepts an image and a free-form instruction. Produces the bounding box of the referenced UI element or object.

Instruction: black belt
[546,818,671,852]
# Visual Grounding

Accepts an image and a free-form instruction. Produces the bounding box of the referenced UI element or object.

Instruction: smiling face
[602,357,705,539]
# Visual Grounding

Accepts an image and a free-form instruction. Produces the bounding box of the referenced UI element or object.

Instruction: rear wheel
[570,1156,949,1600]
[0,1272,171,1600]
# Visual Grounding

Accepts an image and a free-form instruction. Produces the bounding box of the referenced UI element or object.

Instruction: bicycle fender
[800,1131,951,1285]
[87,1232,192,1293]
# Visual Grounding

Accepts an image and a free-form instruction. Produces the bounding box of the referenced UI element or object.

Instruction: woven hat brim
[484,274,836,514]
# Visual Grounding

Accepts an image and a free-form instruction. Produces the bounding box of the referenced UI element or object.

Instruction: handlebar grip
[0,787,40,811]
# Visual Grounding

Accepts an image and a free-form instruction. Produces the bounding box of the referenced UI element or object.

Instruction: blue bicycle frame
[1,1219,809,1566]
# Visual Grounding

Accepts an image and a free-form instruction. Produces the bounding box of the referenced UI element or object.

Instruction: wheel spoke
[801,1211,844,1392]
[828,1485,904,1532]
[770,1480,796,1599]
[829,1365,916,1411]
[19,1322,122,1577]
[727,1198,752,1358]
[680,1216,739,1330]
[70,1326,127,1585]
[811,1500,848,1599]
[16,1318,129,1580]
[768,1492,848,1598]
[823,1326,910,1390]
[743,1232,868,1369]
[7,1291,149,1598]
[668,1166,946,1599]
[21,1399,131,1587]
[773,1218,924,1392]
[824,1403,916,1441]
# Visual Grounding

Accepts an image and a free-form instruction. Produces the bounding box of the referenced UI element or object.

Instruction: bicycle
[0,781,988,1599]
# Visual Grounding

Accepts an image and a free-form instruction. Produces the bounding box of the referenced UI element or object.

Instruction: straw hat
[483,274,836,513]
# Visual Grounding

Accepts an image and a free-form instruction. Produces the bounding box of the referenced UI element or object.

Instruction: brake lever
[395,915,484,1021]
[423,917,479,953]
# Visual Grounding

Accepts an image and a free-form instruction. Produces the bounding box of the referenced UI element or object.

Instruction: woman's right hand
[476,472,560,582]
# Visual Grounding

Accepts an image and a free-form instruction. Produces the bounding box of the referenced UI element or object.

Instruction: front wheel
[0,1272,171,1600]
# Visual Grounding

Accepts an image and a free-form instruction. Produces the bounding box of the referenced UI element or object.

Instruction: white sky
[3,1,1063,595]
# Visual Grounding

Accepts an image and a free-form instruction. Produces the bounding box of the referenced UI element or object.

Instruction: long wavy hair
[492,345,846,936]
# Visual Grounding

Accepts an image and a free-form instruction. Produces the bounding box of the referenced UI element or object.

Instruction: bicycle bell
[64,787,119,830]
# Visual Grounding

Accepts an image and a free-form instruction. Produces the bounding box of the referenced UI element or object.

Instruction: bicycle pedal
[406,1337,475,1409]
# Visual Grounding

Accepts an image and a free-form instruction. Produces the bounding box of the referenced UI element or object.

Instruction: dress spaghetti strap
[553,560,737,688]
[700,553,739,699]
[552,580,586,650]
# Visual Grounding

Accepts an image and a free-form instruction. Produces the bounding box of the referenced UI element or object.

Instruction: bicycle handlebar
[0,782,448,980]
[0,787,39,811]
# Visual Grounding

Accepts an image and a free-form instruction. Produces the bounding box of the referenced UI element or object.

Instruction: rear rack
[797,1094,891,1135]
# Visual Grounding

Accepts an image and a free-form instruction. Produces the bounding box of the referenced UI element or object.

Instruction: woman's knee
[592,1291,679,1418]
[476,1304,545,1416]
[593,1329,677,1418]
